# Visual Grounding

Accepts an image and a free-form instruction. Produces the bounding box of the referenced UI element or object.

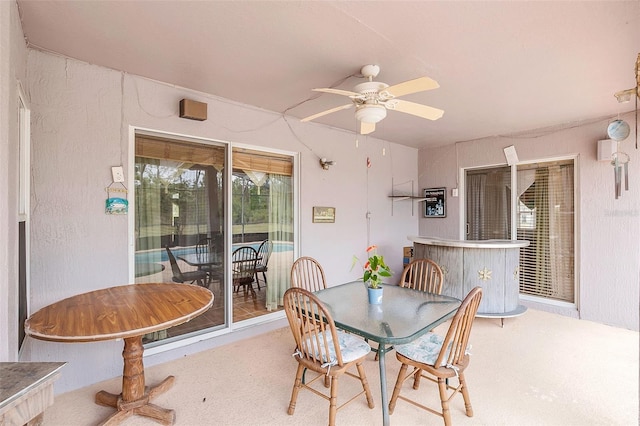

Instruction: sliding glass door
[516,160,575,303]
[465,159,576,305]
[133,133,295,345]
[135,133,226,344]
[231,147,294,320]
[465,166,511,240]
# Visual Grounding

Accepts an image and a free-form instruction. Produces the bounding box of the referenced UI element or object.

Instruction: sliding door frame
[127,126,299,355]
[460,155,580,310]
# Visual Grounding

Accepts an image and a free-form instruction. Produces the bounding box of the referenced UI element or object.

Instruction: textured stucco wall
[0,0,28,361]
[418,115,640,330]
[21,50,419,392]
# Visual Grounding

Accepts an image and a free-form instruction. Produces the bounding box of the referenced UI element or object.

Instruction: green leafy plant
[352,245,392,289]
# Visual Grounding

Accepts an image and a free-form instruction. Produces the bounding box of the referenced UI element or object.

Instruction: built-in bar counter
[409,236,530,323]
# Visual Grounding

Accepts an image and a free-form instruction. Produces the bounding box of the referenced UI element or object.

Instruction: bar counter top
[409,235,529,249]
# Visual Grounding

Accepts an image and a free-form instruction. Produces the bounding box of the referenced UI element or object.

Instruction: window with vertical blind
[517,160,575,303]
[465,159,575,304]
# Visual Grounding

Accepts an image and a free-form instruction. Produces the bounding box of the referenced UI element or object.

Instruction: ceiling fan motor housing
[354,81,390,123]
[354,81,389,99]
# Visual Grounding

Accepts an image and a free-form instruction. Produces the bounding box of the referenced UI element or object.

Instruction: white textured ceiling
[16,1,640,149]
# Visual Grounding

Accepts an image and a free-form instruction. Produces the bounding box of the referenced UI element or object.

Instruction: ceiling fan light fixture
[356,105,387,123]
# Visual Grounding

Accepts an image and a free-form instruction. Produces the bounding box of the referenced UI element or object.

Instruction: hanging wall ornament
[611,151,630,199]
[606,118,631,199]
[607,119,631,142]
[105,183,128,214]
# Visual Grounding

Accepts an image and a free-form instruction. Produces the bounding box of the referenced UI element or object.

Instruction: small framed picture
[312,206,335,223]
[424,188,446,218]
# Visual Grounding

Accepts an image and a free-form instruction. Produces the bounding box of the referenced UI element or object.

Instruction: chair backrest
[399,258,444,294]
[165,246,184,282]
[291,256,327,292]
[196,237,212,254]
[434,286,483,369]
[257,239,273,267]
[283,287,344,367]
[232,246,258,284]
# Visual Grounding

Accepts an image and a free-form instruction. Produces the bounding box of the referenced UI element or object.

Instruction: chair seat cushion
[303,330,371,365]
[395,332,451,367]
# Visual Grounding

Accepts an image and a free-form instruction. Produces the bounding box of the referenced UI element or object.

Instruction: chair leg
[288,364,305,415]
[459,372,474,417]
[328,375,338,426]
[388,362,408,415]
[413,368,422,390]
[254,272,261,290]
[437,377,452,426]
[356,361,375,409]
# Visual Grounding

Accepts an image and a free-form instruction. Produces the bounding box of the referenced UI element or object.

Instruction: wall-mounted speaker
[179,99,207,121]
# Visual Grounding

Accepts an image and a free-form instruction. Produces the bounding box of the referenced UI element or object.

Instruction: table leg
[95,335,176,425]
[377,343,390,426]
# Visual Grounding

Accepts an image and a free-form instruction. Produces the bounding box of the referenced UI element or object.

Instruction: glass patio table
[315,281,461,426]
[178,252,222,268]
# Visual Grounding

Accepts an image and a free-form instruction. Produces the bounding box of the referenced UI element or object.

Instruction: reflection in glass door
[134,133,226,344]
[231,148,294,322]
[134,135,296,345]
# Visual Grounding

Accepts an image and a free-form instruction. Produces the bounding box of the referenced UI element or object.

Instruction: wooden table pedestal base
[95,375,175,425]
[95,336,176,425]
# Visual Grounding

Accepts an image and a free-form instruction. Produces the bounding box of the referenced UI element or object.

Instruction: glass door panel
[134,134,226,344]
[465,166,512,239]
[517,160,575,303]
[231,148,294,322]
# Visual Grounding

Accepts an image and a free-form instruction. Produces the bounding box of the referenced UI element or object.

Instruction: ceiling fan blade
[312,88,360,97]
[360,121,376,135]
[386,99,444,120]
[382,76,440,98]
[300,104,353,122]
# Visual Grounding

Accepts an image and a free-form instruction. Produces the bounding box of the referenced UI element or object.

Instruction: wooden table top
[24,283,213,343]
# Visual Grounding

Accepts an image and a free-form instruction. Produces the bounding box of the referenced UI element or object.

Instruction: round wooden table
[24,283,214,425]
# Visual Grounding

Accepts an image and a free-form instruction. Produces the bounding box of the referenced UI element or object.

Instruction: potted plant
[353,245,392,304]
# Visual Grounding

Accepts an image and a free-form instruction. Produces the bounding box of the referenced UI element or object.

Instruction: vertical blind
[465,166,511,240]
[517,160,575,303]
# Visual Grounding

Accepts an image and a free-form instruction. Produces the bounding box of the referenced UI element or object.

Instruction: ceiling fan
[301,64,444,135]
